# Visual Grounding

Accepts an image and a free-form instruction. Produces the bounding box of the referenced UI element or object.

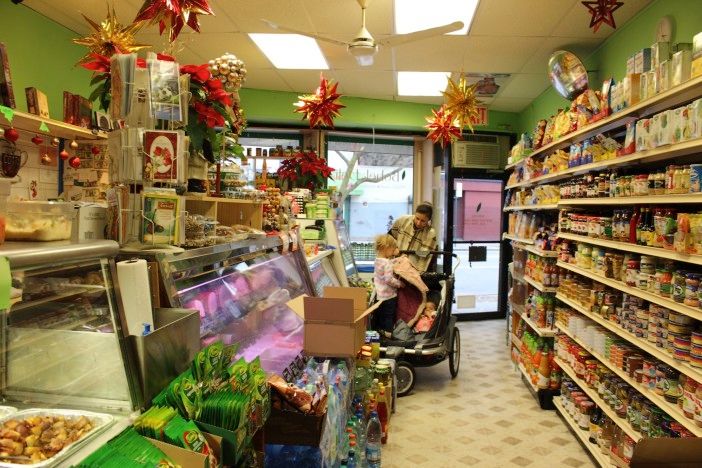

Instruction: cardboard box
[195,421,247,466]
[639,72,649,101]
[630,437,702,467]
[651,41,670,69]
[646,70,657,98]
[672,50,692,86]
[659,60,671,92]
[635,48,652,73]
[626,55,636,76]
[149,432,223,468]
[692,56,702,79]
[623,74,641,108]
[289,286,376,358]
[71,203,107,242]
[264,407,326,446]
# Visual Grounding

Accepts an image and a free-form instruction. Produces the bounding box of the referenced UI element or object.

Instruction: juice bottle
[377,389,389,444]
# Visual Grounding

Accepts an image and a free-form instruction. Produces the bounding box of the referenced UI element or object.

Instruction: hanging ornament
[293,74,345,128]
[41,152,52,165]
[91,146,101,155]
[4,128,19,143]
[425,105,462,148]
[68,156,81,169]
[582,0,624,33]
[208,53,247,93]
[134,0,215,43]
[69,140,79,149]
[442,73,483,132]
[51,137,60,147]
[31,135,43,146]
[73,5,150,65]
[59,149,70,161]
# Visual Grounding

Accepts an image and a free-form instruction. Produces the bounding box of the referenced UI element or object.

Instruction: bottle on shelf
[377,389,389,444]
[366,410,382,468]
[347,443,357,468]
[628,207,640,244]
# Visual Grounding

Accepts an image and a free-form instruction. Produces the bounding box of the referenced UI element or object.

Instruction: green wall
[518,0,702,134]
[0,2,91,117]
[240,88,518,133]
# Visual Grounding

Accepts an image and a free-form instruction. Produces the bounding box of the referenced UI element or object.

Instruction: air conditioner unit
[451,134,507,169]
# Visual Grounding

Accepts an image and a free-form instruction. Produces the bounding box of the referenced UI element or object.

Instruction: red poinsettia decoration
[134,0,215,43]
[294,74,345,128]
[277,149,334,191]
[425,105,462,148]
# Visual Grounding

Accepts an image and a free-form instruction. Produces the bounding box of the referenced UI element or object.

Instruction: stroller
[375,250,461,396]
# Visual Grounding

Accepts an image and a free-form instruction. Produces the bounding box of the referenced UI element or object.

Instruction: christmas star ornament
[134,0,215,43]
[582,0,624,33]
[73,5,150,64]
[442,74,483,132]
[425,105,462,148]
[293,74,345,128]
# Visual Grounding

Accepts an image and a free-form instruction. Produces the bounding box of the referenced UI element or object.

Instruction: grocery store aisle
[382,320,595,468]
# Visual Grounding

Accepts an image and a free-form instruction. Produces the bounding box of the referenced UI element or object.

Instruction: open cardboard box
[630,437,702,467]
[288,286,378,358]
[148,432,223,468]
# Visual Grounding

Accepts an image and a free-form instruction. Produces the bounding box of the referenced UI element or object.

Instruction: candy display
[77,427,177,468]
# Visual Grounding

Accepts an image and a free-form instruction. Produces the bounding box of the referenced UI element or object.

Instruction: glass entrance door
[452,178,504,316]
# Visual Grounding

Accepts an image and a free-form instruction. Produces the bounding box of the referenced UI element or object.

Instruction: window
[326,137,414,248]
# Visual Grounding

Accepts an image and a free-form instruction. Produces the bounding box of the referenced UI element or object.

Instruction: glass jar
[628,395,642,432]
[659,267,673,298]
[640,402,652,436]
[579,400,595,430]
[685,273,700,308]
[682,376,698,420]
[615,384,630,419]
[621,434,636,463]
[374,364,391,388]
[664,367,683,404]
[626,259,641,287]
[673,270,687,303]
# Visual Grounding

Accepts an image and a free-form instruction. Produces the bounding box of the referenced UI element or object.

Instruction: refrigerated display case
[0,240,141,465]
[306,250,342,296]
[154,237,315,377]
[298,219,359,286]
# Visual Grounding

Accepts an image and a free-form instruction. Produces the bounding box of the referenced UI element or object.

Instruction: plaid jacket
[389,215,437,272]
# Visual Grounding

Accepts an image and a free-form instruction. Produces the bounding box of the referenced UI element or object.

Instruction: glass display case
[0,241,140,413]
[298,219,359,286]
[306,250,341,297]
[155,238,314,376]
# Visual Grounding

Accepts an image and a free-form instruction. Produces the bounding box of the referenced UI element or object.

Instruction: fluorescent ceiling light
[249,33,328,69]
[394,0,479,35]
[397,71,450,96]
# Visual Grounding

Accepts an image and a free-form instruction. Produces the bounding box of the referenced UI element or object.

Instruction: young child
[373,234,402,335]
[414,298,438,333]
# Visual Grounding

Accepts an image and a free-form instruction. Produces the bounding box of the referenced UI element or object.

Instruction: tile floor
[382,319,597,468]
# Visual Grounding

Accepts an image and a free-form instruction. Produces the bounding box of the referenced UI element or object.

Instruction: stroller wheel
[396,361,416,397]
[449,327,460,378]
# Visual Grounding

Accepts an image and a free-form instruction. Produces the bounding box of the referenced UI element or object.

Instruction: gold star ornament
[442,73,483,132]
[73,5,150,64]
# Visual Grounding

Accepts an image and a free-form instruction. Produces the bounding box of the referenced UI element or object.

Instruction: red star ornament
[293,74,345,128]
[425,106,462,148]
[582,0,624,33]
[134,0,214,42]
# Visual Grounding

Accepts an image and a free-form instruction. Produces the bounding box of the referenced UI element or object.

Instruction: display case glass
[1,241,139,413]
[156,238,314,375]
[334,220,359,279]
[308,254,341,296]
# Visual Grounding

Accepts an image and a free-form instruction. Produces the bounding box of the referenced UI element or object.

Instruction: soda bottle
[355,412,366,467]
[366,410,382,468]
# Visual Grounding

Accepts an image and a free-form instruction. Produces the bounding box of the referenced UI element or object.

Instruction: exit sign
[471,107,488,126]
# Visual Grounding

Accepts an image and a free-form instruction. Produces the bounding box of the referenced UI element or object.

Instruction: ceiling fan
[262,0,464,66]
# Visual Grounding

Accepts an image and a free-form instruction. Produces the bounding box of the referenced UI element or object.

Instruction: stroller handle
[398,250,461,274]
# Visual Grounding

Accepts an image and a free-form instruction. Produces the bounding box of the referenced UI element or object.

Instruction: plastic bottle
[355,412,366,467]
[377,389,389,444]
[366,411,382,468]
[347,443,357,468]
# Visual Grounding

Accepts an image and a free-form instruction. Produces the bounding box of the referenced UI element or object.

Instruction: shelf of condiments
[559,205,702,257]
[559,164,702,200]
[557,309,702,435]
[557,333,698,441]
[558,238,702,315]
[511,328,561,391]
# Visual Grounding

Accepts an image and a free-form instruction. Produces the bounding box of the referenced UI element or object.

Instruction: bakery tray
[0,408,114,467]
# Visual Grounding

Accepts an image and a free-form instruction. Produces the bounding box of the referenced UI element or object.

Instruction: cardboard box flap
[323,286,368,311]
[304,296,356,322]
[631,438,702,467]
[287,294,306,320]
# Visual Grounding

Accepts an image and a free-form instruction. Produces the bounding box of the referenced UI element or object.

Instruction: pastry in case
[5,202,74,242]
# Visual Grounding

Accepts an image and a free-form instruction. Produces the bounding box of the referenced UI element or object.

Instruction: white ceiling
[24,0,653,113]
